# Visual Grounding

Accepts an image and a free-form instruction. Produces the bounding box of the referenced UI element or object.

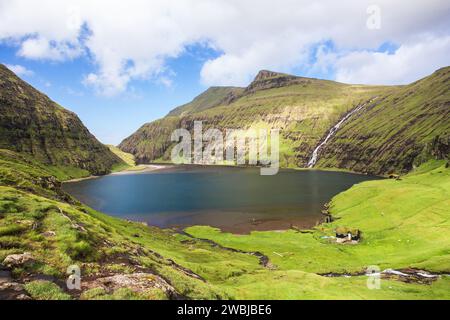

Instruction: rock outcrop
[244,70,312,93]
[2,252,34,268]
[82,272,178,298]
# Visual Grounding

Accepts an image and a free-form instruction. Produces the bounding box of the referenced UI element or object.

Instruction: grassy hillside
[120,70,394,169]
[0,64,124,176]
[0,185,237,299]
[167,86,244,117]
[107,145,136,167]
[186,160,450,298]
[0,149,90,201]
[317,67,450,174]
[1,149,448,299]
[119,68,449,175]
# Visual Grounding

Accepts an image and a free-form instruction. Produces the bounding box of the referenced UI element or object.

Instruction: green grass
[185,160,450,298]
[107,145,155,173]
[81,287,167,300]
[168,86,244,117]
[25,280,71,300]
[0,149,91,201]
[107,145,135,167]
[0,185,259,299]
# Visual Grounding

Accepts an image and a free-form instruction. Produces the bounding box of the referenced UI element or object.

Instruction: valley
[0,64,449,300]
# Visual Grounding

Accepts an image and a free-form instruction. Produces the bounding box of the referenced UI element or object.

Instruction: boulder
[42,231,56,237]
[2,252,34,268]
[82,272,178,298]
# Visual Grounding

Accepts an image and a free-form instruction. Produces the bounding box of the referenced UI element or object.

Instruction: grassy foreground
[1,145,449,299]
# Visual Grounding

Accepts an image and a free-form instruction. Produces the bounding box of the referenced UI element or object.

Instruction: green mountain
[317,67,450,174]
[0,64,124,177]
[119,68,449,175]
[119,70,391,167]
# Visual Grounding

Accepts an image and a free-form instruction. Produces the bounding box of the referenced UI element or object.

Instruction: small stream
[320,268,447,284]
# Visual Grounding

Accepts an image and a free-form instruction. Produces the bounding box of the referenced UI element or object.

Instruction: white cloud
[18,36,82,61]
[0,0,449,94]
[157,76,174,89]
[5,63,34,76]
[314,36,450,85]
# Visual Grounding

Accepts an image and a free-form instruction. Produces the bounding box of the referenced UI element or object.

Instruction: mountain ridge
[119,67,449,175]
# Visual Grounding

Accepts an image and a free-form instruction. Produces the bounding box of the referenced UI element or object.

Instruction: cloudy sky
[1,0,449,144]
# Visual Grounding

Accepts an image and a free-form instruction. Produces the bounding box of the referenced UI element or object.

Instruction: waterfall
[307,103,367,168]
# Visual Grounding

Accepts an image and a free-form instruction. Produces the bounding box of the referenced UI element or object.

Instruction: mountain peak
[246,70,301,93]
[253,70,290,82]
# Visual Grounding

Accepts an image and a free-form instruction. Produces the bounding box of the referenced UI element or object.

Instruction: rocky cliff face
[0,64,123,175]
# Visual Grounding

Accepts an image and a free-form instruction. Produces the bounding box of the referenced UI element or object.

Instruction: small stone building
[335,227,361,243]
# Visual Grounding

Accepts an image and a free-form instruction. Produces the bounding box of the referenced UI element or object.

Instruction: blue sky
[0,40,399,144]
[0,40,349,145]
[0,44,224,144]
[0,1,449,144]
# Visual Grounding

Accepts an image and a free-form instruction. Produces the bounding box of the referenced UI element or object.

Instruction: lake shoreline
[63,166,380,234]
[63,164,169,183]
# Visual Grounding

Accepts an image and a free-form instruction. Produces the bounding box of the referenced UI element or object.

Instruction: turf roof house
[335,227,361,243]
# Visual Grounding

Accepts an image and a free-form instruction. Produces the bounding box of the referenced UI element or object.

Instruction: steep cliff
[0,64,124,176]
[316,67,450,174]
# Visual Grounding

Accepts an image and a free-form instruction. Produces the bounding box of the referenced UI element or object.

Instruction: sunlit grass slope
[186,160,450,298]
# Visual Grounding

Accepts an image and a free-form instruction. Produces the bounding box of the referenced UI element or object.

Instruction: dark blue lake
[63,166,378,233]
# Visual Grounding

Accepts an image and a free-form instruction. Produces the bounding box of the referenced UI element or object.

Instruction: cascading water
[307,103,367,168]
